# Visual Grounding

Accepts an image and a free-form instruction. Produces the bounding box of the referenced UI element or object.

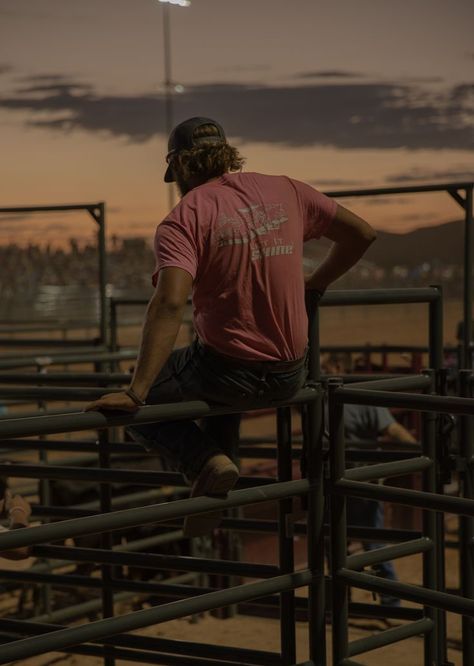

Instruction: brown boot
[0,491,32,560]
[183,454,239,538]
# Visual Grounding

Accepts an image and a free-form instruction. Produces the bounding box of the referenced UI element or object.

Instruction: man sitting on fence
[85,116,376,537]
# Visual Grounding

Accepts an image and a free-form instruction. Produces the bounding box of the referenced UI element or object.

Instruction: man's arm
[305,203,377,292]
[384,421,418,444]
[85,267,192,412]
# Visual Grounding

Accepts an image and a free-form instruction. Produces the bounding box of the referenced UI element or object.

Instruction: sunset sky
[0,0,473,246]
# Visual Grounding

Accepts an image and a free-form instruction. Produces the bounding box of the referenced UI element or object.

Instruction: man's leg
[181,413,242,537]
[127,345,225,480]
[126,344,239,536]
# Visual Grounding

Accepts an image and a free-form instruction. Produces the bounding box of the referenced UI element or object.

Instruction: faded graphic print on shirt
[216,203,293,261]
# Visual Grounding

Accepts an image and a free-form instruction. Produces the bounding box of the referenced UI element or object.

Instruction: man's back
[154,172,336,361]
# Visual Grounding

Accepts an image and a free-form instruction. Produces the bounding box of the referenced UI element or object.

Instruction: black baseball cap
[164,116,227,183]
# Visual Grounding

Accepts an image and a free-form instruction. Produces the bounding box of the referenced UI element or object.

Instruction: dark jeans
[348,497,400,607]
[127,340,307,481]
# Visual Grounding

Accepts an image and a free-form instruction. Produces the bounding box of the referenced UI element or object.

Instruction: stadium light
[159,1,191,8]
[157,0,191,208]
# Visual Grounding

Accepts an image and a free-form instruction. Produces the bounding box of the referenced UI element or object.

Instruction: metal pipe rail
[320,287,441,306]
[328,369,474,665]
[0,349,137,371]
[0,202,108,345]
[0,570,312,664]
[0,386,124,401]
[0,616,283,666]
[0,371,131,385]
[336,386,474,415]
[0,323,323,665]
[0,385,318,438]
[323,182,473,368]
[0,479,310,553]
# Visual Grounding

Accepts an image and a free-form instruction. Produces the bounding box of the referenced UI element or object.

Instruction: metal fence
[0,203,108,346]
[0,287,473,665]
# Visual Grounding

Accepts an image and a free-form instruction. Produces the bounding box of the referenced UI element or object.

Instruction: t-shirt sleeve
[152,218,198,287]
[289,178,338,241]
[368,406,396,435]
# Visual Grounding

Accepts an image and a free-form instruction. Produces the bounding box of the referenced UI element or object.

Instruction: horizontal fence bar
[347,375,431,392]
[0,570,312,664]
[336,386,474,415]
[0,386,124,400]
[324,181,473,198]
[0,204,102,213]
[336,479,474,517]
[0,463,187,486]
[0,339,102,348]
[0,569,205,597]
[0,349,137,370]
[0,438,135,453]
[346,538,433,571]
[0,618,283,666]
[0,479,310,551]
[28,544,278,578]
[0,463,274,490]
[0,372,131,385]
[343,456,432,482]
[220,517,422,542]
[0,385,320,438]
[320,287,440,307]
[347,618,433,657]
[338,569,474,616]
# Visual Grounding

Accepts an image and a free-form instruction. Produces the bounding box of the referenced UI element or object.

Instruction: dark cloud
[295,70,364,79]
[0,77,473,151]
[0,64,12,76]
[401,76,444,83]
[387,167,474,183]
[214,65,272,73]
[17,73,73,83]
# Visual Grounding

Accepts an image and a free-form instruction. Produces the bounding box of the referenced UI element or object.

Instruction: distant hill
[365,219,464,268]
[304,219,465,269]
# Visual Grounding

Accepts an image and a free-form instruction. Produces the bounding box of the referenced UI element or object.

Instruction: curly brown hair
[173,123,245,185]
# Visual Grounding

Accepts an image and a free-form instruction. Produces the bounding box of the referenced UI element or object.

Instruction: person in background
[0,488,32,560]
[323,352,417,607]
[86,117,376,537]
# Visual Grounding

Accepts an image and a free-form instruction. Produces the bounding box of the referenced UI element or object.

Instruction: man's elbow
[148,293,186,318]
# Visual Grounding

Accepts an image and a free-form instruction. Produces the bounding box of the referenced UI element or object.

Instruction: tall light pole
[158,0,191,209]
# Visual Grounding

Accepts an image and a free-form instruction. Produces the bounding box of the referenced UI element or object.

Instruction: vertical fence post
[328,378,348,666]
[422,369,440,666]
[463,186,473,369]
[96,203,108,348]
[459,370,474,666]
[109,300,117,354]
[429,286,448,664]
[305,291,326,665]
[277,406,296,664]
[98,429,115,666]
[36,362,52,616]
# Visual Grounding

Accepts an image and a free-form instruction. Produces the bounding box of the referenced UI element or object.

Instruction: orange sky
[0,0,472,246]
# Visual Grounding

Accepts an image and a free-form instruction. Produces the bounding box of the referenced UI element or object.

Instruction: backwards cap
[164,116,227,183]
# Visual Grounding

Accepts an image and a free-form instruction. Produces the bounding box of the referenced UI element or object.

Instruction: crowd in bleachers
[0,236,466,304]
[0,237,155,298]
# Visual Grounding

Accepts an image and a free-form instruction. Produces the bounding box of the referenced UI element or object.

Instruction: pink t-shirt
[153,172,337,361]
